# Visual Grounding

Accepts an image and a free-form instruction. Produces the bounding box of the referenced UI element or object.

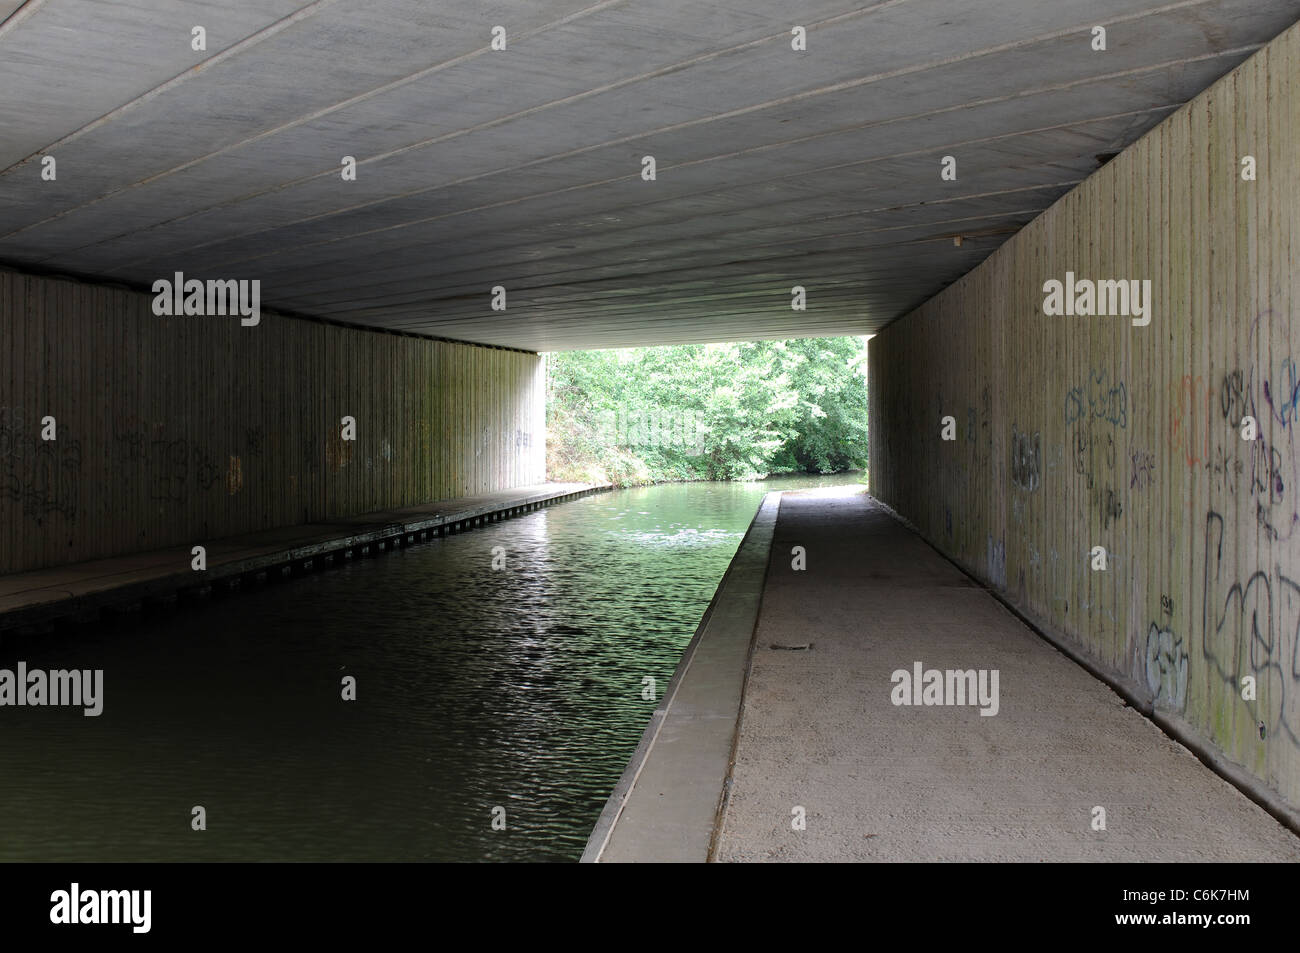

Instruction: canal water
[0,473,857,862]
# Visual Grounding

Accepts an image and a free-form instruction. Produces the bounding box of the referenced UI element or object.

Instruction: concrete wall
[869,22,1300,811]
[0,267,545,575]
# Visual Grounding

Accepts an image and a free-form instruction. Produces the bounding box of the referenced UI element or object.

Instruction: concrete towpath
[712,486,1300,862]
[0,482,607,634]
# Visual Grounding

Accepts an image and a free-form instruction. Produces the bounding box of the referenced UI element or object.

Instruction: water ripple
[0,474,856,861]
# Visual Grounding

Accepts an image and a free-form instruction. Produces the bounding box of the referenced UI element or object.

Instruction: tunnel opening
[544,335,871,488]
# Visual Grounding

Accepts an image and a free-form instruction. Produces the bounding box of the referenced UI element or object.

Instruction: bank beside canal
[590,486,1300,862]
[0,482,608,633]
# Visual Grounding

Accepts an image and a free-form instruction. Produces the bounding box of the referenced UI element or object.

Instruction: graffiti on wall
[1263,357,1299,429]
[1092,485,1123,530]
[1201,511,1300,749]
[1166,331,1298,539]
[1072,420,1122,527]
[1220,368,1254,428]
[1064,367,1127,429]
[1130,447,1156,491]
[1204,443,1244,496]
[1073,422,1115,490]
[1142,623,1189,711]
[114,423,223,503]
[1010,427,1041,492]
[0,407,82,522]
[986,534,1007,589]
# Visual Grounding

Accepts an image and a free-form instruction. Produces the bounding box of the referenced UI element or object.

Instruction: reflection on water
[0,473,858,862]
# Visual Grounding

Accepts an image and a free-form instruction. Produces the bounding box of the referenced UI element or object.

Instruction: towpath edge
[582,491,779,862]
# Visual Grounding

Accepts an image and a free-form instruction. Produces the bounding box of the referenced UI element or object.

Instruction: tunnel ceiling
[1,0,1297,352]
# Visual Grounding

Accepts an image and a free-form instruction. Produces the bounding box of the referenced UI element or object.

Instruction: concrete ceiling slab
[1,0,1297,350]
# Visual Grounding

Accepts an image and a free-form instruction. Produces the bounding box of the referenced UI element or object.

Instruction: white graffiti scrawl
[1142,623,1188,711]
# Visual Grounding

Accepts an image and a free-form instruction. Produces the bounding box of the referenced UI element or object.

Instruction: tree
[546,337,868,486]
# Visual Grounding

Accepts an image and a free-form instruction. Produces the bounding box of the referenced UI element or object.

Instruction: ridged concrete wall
[870,22,1300,811]
[0,267,545,575]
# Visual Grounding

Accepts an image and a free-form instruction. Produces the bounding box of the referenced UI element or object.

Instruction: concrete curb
[581,491,780,863]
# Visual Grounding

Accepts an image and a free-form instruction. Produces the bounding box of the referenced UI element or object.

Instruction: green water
[0,473,858,862]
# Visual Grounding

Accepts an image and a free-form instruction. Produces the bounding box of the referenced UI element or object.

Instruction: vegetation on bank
[545,337,869,487]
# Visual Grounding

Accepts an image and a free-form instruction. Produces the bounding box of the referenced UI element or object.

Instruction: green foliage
[546,337,868,486]
[781,337,870,474]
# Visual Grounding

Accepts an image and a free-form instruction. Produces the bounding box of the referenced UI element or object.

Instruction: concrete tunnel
[1,0,1300,879]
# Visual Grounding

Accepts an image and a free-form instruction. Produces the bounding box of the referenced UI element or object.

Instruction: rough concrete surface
[3,1,1297,348]
[713,486,1300,862]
